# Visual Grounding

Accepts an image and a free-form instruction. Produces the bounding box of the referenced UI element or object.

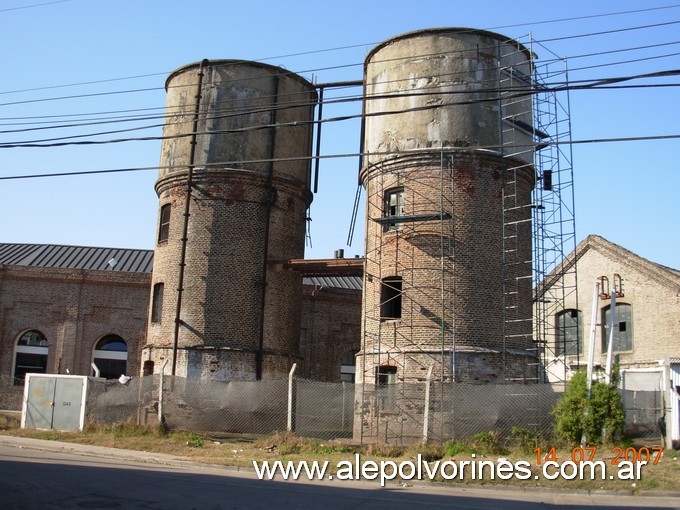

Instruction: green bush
[443,439,469,457]
[508,426,541,453]
[551,368,624,445]
[470,431,507,455]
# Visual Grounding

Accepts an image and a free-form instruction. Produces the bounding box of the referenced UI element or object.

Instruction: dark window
[384,188,404,231]
[555,309,582,356]
[340,350,358,383]
[376,365,397,385]
[92,335,127,380]
[13,330,48,385]
[376,366,397,409]
[602,303,633,352]
[158,204,171,243]
[151,283,164,323]
[142,360,155,376]
[380,276,402,320]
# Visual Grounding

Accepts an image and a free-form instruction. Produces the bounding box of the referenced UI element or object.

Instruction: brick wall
[298,285,361,382]
[543,236,680,378]
[359,152,535,384]
[0,265,149,384]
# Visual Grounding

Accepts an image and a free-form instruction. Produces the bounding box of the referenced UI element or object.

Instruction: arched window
[92,335,128,380]
[602,303,633,352]
[13,330,49,385]
[555,309,582,356]
[340,350,358,382]
[158,204,171,243]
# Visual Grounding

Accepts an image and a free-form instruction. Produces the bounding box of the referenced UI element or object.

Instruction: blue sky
[0,0,678,269]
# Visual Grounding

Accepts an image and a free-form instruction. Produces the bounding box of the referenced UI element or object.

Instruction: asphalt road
[0,437,678,509]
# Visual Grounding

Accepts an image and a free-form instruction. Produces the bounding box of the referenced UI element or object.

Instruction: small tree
[552,367,625,445]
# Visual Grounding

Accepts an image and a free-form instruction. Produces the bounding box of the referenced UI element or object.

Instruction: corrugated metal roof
[0,243,154,273]
[303,275,362,291]
[0,243,362,285]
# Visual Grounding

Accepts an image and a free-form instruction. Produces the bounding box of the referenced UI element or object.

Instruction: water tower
[358,28,537,387]
[144,60,317,380]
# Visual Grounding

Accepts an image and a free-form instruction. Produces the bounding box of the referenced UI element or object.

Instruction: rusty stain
[454,163,476,197]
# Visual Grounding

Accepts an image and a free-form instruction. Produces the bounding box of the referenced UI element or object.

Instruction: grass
[1,413,677,493]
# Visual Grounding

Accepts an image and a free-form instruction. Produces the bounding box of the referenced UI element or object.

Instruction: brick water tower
[358,28,537,388]
[144,60,317,380]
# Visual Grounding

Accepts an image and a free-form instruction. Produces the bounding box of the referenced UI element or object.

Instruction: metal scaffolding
[529,38,578,385]
[356,35,577,442]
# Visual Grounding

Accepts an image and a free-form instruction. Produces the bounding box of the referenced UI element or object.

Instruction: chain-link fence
[83,375,354,440]
[356,382,564,444]
[620,370,665,439]
[4,372,666,443]
[0,375,24,411]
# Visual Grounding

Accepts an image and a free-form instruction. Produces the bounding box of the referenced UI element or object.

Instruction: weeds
[255,430,316,455]
[508,426,542,453]
[470,431,507,455]
[0,412,20,431]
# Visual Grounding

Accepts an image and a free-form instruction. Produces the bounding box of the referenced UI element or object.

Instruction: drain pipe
[255,75,280,380]
[172,59,208,376]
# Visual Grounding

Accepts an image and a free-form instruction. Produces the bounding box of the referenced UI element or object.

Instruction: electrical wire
[2,68,678,148]
[2,133,678,181]
[3,15,680,111]
[3,3,679,98]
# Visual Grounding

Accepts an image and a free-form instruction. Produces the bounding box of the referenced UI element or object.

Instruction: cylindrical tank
[145,60,317,381]
[358,29,536,388]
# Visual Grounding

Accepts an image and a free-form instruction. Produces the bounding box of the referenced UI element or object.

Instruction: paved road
[0,437,678,509]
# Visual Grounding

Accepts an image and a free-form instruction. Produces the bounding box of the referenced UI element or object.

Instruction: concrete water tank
[359,29,536,386]
[146,60,317,380]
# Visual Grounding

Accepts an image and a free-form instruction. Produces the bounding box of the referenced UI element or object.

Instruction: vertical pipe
[158,359,168,427]
[287,363,297,432]
[313,87,324,193]
[172,59,208,376]
[604,291,617,384]
[256,75,280,380]
[439,150,446,383]
[422,365,433,443]
[586,280,600,392]
[582,280,600,447]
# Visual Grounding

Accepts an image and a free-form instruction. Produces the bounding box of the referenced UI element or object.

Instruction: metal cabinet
[21,374,88,431]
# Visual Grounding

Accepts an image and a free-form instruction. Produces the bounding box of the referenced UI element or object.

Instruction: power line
[2,133,678,181]
[2,15,680,111]
[2,41,679,137]
[3,3,679,98]
[0,0,68,13]
[2,68,678,148]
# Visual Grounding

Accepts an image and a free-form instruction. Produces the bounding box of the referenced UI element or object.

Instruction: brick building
[540,235,680,443]
[0,243,362,408]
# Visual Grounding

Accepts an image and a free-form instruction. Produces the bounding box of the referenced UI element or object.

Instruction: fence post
[159,360,168,427]
[341,381,346,429]
[664,359,673,451]
[287,363,297,433]
[423,365,434,443]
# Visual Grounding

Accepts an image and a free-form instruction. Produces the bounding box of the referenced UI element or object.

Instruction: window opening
[151,282,164,323]
[92,334,128,380]
[602,303,633,352]
[158,204,171,243]
[380,276,402,320]
[13,330,48,385]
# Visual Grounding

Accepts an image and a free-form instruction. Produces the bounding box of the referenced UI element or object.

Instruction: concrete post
[159,360,168,427]
[423,366,434,443]
[664,359,673,450]
[287,363,297,433]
